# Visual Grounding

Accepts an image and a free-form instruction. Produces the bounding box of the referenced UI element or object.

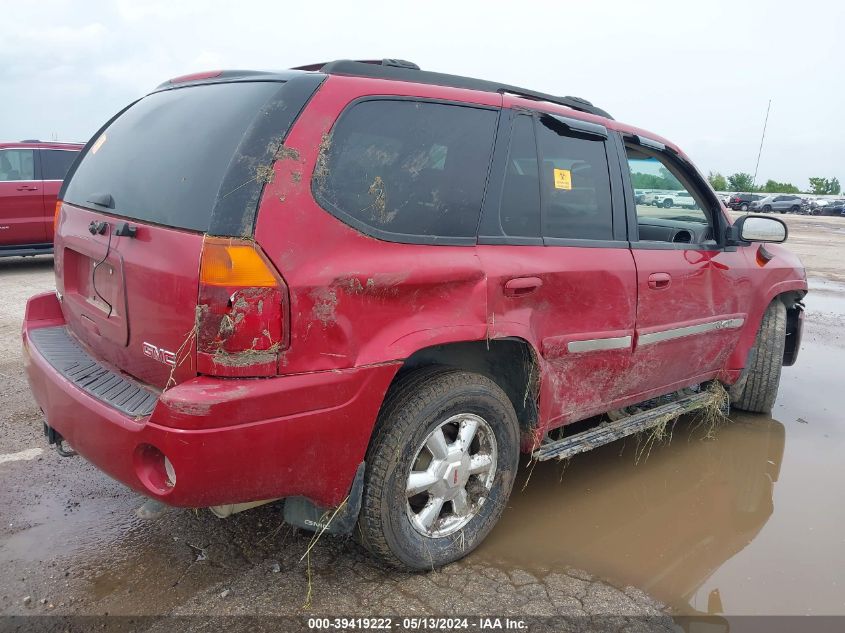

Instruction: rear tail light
[195,237,289,377]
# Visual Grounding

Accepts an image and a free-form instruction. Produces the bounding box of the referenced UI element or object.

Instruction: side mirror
[731,215,788,243]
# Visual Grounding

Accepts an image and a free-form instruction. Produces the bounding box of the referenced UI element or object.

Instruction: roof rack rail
[20,139,41,143]
[292,59,612,120]
[291,59,420,72]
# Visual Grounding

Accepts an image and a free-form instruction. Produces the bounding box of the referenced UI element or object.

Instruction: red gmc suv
[22,60,807,570]
[0,140,82,257]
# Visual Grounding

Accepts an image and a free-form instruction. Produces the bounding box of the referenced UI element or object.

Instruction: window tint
[535,116,613,240]
[625,145,713,242]
[499,115,541,237]
[0,149,35,181]
[64,81,288,233]
[315,100,498,240]
[41,149,78,180]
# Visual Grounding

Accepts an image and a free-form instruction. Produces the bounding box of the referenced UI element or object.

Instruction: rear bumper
[22,292,399,508]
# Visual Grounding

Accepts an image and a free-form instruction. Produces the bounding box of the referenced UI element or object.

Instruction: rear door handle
[16,185,38,191]
[504,277,542,297]
[648,272,672,290]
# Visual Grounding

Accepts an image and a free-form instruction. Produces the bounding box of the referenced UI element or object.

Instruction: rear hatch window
[63,77,322,236]
[55,75,323,390]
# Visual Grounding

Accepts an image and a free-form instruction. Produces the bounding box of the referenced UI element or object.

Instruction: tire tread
[733,300,787,413]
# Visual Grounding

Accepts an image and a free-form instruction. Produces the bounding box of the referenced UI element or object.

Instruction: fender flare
[726,279,807,372]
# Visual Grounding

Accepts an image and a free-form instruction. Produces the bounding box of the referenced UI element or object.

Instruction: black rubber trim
[0,244,53,257]
[311,59,613,119]
[29,326,158,417]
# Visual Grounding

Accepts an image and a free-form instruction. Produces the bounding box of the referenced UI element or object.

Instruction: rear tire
[731,301,787,413]
[358,368,519,570]
[740,203,749,211]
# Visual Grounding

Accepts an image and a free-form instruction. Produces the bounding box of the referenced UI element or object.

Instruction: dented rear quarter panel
[254,76,495,374]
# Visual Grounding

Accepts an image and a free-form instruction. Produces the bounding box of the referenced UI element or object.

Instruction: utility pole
[752,99,771,193]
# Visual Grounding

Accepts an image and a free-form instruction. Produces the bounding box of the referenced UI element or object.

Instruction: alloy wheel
[405,413,498,538]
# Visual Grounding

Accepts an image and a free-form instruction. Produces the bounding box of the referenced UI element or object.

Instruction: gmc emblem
[142,342,177,367]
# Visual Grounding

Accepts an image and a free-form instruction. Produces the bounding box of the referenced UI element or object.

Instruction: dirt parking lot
[1,214,844,631]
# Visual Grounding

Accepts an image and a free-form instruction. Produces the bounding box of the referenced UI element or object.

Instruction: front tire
[358,368,519,570]
[740,203,749,211]
[731,301,787,413]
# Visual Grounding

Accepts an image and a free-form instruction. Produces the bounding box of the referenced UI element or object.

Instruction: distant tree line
[630,167,683,191]
[707,171,841,195]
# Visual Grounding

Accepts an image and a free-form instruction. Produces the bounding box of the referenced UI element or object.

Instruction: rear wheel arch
[379,339,541,444]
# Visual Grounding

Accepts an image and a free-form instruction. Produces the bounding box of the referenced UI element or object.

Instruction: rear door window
[41,149,78,180]
[535,116,614,241]
[314,99,498,243]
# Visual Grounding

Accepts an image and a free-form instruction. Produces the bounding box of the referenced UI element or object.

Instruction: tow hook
[43,423,77,457]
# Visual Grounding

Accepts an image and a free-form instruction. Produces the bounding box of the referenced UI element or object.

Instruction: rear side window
[499,115,541,237]
[63,80,315,234]
[41,150,78,180]
[0,149,35,181]
[535,116,614,241]
[314,99,498,242]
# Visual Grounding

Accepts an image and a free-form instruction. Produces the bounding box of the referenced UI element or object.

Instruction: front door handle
[648,272,672,290]
[16,185,38,191]
[504,277,542,297]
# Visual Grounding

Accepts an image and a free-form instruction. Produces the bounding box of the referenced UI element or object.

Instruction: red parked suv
[22,60,807,569]
[0,140,82,256]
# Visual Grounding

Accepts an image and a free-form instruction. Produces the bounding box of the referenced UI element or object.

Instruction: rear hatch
[55,73,323,390]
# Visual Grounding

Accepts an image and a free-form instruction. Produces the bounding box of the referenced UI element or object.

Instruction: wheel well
[777,290,805,366]
[394,338,540,436]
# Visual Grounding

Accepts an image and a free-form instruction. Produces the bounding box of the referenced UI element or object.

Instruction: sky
[2,0,843,190]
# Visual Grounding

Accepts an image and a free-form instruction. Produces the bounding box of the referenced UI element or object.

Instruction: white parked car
[641,191,665,205]
[654,191,698,209]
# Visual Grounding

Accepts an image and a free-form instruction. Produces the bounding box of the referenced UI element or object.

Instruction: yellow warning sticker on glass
[553,168,572,190]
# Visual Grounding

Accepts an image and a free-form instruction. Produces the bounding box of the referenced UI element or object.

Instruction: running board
[532,391,716,462]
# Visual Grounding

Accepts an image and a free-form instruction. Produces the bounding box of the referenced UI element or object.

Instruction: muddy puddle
[475,329,845,615]
[805,277,845,322]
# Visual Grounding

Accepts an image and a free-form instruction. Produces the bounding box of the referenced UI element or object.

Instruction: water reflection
[475,413,785,614]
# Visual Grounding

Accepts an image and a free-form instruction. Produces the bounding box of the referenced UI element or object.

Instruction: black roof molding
[293,59,613,120]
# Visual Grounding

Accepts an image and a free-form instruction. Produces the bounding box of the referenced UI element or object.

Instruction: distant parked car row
[634,189,699,209]
[805,198,845,216]
[725,192,844,216]
[0,140,82,257]
[749,195,804,214]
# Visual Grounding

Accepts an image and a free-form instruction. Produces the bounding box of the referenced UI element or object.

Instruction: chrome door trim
[638,318,745,347]
[567,335,632,353]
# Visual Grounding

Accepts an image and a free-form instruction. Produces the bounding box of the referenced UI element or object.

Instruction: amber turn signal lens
[53,200,62,233]
[199,237,279,287]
